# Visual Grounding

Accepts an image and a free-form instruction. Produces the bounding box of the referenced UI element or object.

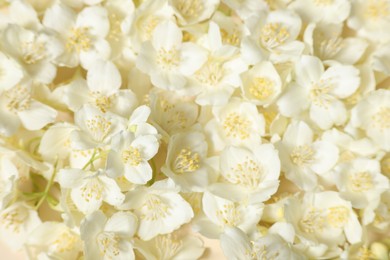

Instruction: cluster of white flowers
[0,0,389,259]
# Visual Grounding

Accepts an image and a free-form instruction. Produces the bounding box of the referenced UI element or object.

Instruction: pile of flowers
[0,0,389,259]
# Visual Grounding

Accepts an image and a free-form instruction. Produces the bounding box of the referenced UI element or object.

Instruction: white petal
[311,141,339,174]
[57,168,84,188]
[76,6,109,37]
[18,100,57,130]
[87,60,121,96]
[322,65,360,98]
[100,176,125,206]
[152,20,182,50]
[104,211,138,237]
[43,4,75,33]
[295,55,324,88]
[277,83,309,117]
[124,162,152,184]
[310,100,347,130]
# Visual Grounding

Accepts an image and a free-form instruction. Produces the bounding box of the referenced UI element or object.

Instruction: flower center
[21,41,46,64]
[122,147,142,166]
[220,29,240,46]
[174,148,200,173]
[290,145,315,166]
[96,232,121,257]
[155,234,183,259]
[156,48,180,69]
[372,107,390,130]
[174,0,204,20]
[141,195,170,221]
[91,92,112,113]
[53,231,78,253]
[310,79,333,107]
[349,171,373,192]
[0,208,25,233]
[227,158,263,189]
[216,203,241,227]
[260,23,290,49]
[66,27,91,53]
[223,112,251,140]
[300,207,326,233]
[85,115,112,142]
[365,0,390,20]
[3,85,31,113]
[195,58,224,86]
[327,206,349,228]
[80,180,103,202]
[318,37,344,60]
[249,77,275,101]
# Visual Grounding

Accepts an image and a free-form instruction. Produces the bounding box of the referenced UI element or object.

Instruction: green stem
[35,160,58,210]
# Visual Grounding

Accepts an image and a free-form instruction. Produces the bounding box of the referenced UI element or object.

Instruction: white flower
[240,61,282,106]
[304,23,368,65]
[350,89,390,151]
[80,210,138,259]
[57,168,125,214]
[196,191,263,238]
[43,4,110,69]
[70,104,126,150]
[348,0,390,43]
[136,20,207,93]
[0,202,41,250]
[205,98,265,152]
[220,225,305,260]
[169,0,219,25]
[1,24,63,84]
[242,9,304,64]
[285,191,362,248]
[209,143,280,203]
[26,222,82,260]
[149,90,199,137]
[290,0,351,24]
[106,129,159,184]
[275,121,339,191]
[188,22,247,106]
[334,158,389,210]
[0,51,23,92]
[64,60,138,118]
[135,232,205,260]
[222,0,268,20]
[162,130,213,192]
[0,82,57,136]
[119,179,193,240]
[277,55,360,130]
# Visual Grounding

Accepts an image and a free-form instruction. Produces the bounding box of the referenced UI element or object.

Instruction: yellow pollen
[91,92,112,113]
[223,112,251,140]
[290,145,315,166]
[0,208,25,233]
[327,206,348,228]
[310,79,333,107]
[216,203,241,227]
[318,37,344,59]
[155,234,183,260]
[260,23,290,49]
[96,232,120,257]
[300,207,325,233]
[372,107,390,130]
[220,29,240,46]
[174,0,204,19]
[349,172,373,192]
[141,195,169,221]
[140,16,160,41]
[174,148,200,173]
[227,158,262,189]
[156,48,180,69]
[122,147,142,166]
[80,181,103,202]
[249,77,275,100]
[108,13,122,41]
[21,41,46,64]
[195,58,224,86]
[3,85,31,113]
[66,27,91,53]
[85,115,112,142]
[365,0,390,19]
[53,231,78,253]
[357,246,374,260]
